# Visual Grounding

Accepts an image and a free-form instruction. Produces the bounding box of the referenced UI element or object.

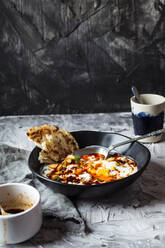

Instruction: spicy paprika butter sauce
[42,153,138,185]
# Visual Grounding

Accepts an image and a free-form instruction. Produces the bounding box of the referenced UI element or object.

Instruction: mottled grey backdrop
[0,0,165,115]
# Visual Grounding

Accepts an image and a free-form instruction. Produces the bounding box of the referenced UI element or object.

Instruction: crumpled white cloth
[0,144,85,246]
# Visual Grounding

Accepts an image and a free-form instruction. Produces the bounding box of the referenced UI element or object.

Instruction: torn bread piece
[39,150,56,164]
[26,124,79,163]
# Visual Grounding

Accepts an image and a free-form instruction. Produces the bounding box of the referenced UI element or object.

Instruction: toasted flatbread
[38,150,56,164]
[26,124,79,163]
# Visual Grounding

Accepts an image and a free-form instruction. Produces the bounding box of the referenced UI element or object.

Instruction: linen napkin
[0,144,85,246]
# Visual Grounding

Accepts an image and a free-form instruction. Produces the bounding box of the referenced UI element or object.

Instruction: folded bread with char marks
[26,124,79,163]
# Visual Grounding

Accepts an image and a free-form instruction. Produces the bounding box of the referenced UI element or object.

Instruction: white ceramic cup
[0,183,42,245]
[130,94,165,143]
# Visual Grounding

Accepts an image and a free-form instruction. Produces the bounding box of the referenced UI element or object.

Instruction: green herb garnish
[73,154,80,163]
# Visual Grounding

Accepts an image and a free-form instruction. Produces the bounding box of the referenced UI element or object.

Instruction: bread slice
[26,124,79,163]
[38,150,56,164]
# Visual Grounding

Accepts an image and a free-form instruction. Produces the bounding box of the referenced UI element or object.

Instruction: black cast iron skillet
[28,131,151,199]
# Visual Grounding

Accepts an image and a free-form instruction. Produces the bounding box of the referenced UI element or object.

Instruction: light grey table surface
[0,113,165,248]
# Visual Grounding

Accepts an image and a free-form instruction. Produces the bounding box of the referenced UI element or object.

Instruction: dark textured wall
[0,0,165,115]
